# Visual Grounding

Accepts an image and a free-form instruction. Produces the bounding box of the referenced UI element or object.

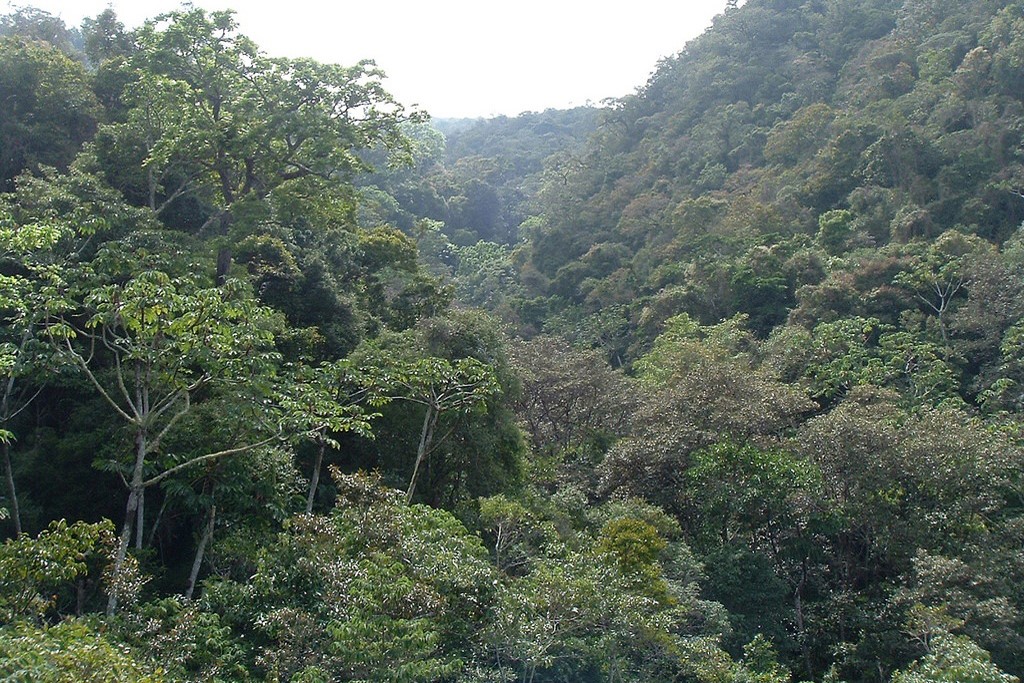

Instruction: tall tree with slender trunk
[47,268,281,615]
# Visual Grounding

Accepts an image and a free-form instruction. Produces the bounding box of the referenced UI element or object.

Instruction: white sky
[9,0,730,118]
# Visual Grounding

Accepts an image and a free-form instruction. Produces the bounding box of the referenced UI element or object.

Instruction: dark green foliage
[4,1,1024,681]
[0,37,99,190]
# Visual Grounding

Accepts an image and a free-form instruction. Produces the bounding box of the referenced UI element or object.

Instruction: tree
[0,620,164,682]
[202,470,495,681]
[0,7,80,55]
[95,8,421,280]
[894,231,993,354]
[48,265,281,615]
[0,519,122,622]
[80,8,134,65]
[275,359,385,513]
[890,633,1019,683]
[0,209,71,535]
[600,323,813,514]
[510,335,636,456]
[373,354,499,503]
[684,440,824,669]
[477,494,556,575]
[347,310,523,506]
[484,510,740,683]
[0,36,99,190]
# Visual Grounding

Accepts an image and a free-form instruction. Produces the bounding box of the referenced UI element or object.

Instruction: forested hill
[508,0,1024,356]
[3,1,1024,682]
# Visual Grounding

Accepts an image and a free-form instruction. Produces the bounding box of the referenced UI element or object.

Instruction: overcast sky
[9,0,730,118]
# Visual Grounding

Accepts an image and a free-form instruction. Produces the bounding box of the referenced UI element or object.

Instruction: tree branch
[142,433,279,488]
[148,393,191,454]
[104,327,140,420]
[65,337,137,424]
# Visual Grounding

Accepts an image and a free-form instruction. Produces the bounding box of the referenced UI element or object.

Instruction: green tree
[202,470,495,681]
[275,359,385,514]
[0,208,72,535]
[95,8,421,280]
[891,633,1019,683]
[0,36,99,190]
[0,620,164,683]
[49,264,281,615]
[0,7,80,55]
[894,231,994,354]
[0,519,122,621]
[374,353,499,503]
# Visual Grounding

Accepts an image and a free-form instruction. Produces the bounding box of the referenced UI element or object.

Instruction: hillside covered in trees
[2,1,1024,681]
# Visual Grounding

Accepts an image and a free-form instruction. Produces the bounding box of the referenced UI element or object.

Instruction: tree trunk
[147,494,170,548]
[795,567,813,679]
[135,488,145,550]
[215,246,232,287]
[107,486,138,617]
[406,404,438,504]
[147,164,156,211]
[185,504,216,601]
[214,209,235,286]
[306,440,326,514]
[1,343,23,536]
[107,426,147,617]
[2,440,21,535]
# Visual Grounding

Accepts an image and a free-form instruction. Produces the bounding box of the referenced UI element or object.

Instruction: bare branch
[109,331,140,420]
[6,386,44,422]
[149,393,191,453]
[142,433,279,488]
[64,337,137,424]
[153,174,203,216]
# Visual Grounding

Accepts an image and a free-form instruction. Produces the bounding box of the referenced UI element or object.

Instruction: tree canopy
[3,1,1024,682]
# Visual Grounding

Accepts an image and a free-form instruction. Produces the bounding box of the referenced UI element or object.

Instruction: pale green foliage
[896,551,1024,658]
[791,316,961,406]
[0,519,119,621]
[486,550,674,680]
[453,240,523,308]
[478,493,557,574]
[55,267,283,489]
[204,470,495,681]
[890,634,1019,683]
[734,635,791,683]
[102,7,420,217]
[0,619,165,682]
[894,231,994,349]
[277,359,384,447]
[0,206,72,353]
[127,598,252,682]
[371,354,500,410]
[635,313,755,386]
[79,272,280,385]
[485,506,734,683]
[981,320,1024,412]
[686,440,820,547]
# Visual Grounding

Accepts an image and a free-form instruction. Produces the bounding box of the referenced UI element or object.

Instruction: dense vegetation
[2,1,1024,681]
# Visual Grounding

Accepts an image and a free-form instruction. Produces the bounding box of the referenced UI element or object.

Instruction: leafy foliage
[4,1,1024,681]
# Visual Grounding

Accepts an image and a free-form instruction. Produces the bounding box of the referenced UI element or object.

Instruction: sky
[8,0,731,118]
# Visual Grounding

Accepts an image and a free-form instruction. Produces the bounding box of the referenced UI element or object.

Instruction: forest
[1,0,1024,681]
